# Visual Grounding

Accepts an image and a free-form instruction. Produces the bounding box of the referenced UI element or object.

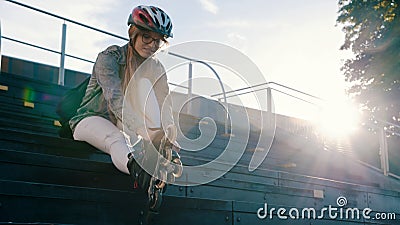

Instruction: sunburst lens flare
[316,100,361,139]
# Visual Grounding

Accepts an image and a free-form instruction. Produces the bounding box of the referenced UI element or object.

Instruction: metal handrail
[3,0,227,101]
[168,51,228,106]
[212,81,322,114]
[380,119,400,130]
[212,81,322,101]
[1,36,200,91]
[218,85,320,106]
[2,36,95,64]
[270,87,320,106]
[4,0,127,85]
[5,0,129,42]
[169,82,189,90]
[167,51,229,133]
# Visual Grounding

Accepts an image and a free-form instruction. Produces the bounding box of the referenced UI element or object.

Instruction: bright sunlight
[315,100,361,139]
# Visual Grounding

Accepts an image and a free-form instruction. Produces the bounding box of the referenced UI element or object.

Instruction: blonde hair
[122,25,141,93]
[122,25,169,93]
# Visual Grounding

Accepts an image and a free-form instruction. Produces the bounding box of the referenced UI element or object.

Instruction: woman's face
[134,30,165,58]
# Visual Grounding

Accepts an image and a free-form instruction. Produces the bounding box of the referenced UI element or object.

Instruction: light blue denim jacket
[69,43,174,133]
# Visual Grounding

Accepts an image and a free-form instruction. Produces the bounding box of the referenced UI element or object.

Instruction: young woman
[69,5,179,191]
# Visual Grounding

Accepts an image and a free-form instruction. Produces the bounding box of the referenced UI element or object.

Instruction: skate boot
[127,139,152,192]
[130,126,183,225]
[127,139,163,225]
[145,125,183,211]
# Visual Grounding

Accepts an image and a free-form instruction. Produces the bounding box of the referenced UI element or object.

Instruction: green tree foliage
[337,0,400,127]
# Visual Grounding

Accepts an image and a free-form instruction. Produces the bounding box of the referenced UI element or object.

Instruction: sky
[1,0,354,120]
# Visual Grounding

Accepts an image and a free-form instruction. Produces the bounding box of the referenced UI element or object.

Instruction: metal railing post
[187,62,193,114]
[58,22,67,86]
[379,125,389,176]
[267,87,272,128]
[167,52,229,134]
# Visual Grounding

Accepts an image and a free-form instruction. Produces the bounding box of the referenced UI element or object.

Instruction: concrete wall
[1,55,88,88]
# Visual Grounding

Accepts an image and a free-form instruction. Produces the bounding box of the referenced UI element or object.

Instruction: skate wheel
[155,180,165,190]
[155,170,167,189]
[149,189,163,210]
[160,138,172,166]
[172,158,183,178]
[167,172,175,183]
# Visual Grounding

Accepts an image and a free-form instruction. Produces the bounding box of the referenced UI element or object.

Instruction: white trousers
[73,79,161,174]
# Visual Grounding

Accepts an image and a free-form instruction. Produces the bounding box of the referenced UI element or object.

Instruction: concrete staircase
[1,56,399,225]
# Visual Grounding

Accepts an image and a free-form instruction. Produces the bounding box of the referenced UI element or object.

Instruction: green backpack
[56,77,90,138]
